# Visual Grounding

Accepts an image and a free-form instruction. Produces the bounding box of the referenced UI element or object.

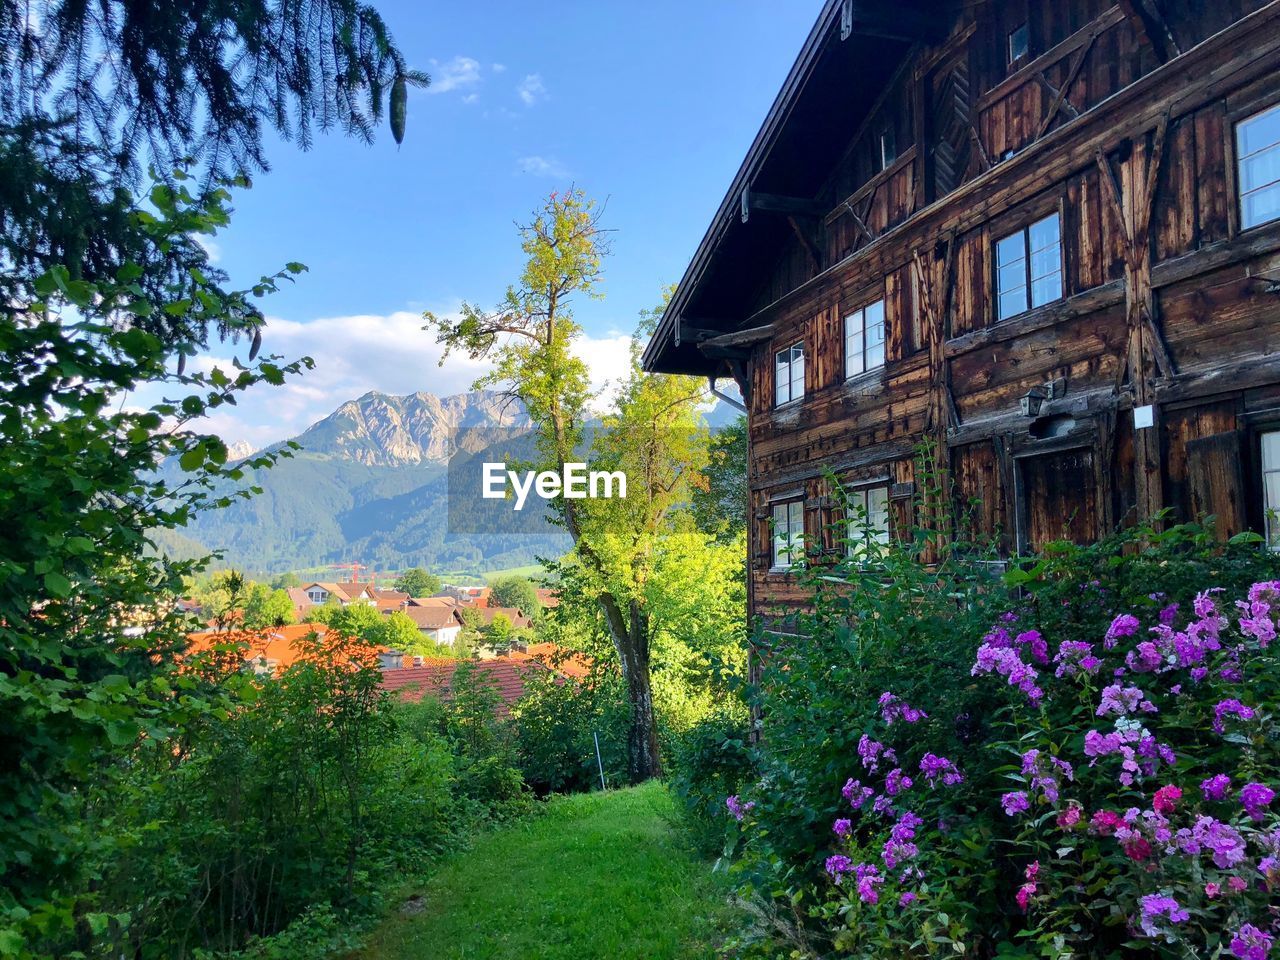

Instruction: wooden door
[1019,448,1099,550]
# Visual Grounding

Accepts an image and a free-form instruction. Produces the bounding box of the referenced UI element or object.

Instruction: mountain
[175,390,567,577]
[288,390,530,466]
[175,388,743,578]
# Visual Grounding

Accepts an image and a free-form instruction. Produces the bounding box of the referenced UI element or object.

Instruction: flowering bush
[810,580,1280,957]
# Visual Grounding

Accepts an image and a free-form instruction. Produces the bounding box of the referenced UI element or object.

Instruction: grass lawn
[352,782,729,960]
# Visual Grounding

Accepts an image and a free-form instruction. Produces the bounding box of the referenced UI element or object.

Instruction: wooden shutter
[1186,432,1245,540]
[927,49,974,201]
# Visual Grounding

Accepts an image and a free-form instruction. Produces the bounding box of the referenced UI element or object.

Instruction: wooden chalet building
[642,0,1280,623]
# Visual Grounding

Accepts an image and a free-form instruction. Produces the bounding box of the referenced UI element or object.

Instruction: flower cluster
[878,691,927,726]
[818,582,1280,956]
[725,795,754,821]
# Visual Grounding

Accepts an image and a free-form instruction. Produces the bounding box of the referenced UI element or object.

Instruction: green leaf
[43,571,71,598]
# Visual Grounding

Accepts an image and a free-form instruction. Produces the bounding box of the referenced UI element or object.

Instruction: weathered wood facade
[642,0,1280,624]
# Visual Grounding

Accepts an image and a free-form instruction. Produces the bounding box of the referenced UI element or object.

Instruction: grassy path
[354,782,728,960]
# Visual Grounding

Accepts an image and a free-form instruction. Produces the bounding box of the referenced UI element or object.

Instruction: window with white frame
[1262,430,1280,547]
[1008,22,1029,64]
[1237,104,1280,230]
[879,127,897,171]
[775,342,805,407]
[847,485,891,555]
[307,588,327,604]
[771,499,805,568]
[845,299,886,378]
[995,213,1062,320]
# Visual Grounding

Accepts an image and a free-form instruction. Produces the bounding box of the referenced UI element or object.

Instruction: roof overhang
[642,0,951,376]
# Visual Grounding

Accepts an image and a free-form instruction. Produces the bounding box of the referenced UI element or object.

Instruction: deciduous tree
[423,191,709,782]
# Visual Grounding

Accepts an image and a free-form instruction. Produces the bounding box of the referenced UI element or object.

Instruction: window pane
[999,288,1028,320]
[1239,105,1280,158]
[1262,431,1280,471]
[775,352,789,405]
[1266,473,1280,547]
[1031,272,1062,307]
[1029,246,1059,281]
[1008,23,1028,63]
[865,300,885,334]
[847,349,865,377]
[1243,183,1280,230]
[791,349,805,398]
[867,486,890,543]
[996,232,1025,267]
[998,260,1026,292]
[1028,214,1060,252]
[772,504,789,565]
[866,341,885,369]
[1240,146,1280,194]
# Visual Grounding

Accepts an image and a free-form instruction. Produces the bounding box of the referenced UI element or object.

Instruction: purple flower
[825,853,853,882]
[853,863,883,903]
[919,753,963,788]
[899,891,917,907]
[1202,774,1232,801]
[878,691,927,725]
[1105,613,1140,648]
[1242,783,1275,822]
[1137,894,1189,937]
[858,735,886,772]
[1054,640,1100,678]
[1002,791,1030,816]
[842,777,874,810]
[832,817,852,839]
[1214,699,1256,735]
[885,768,913,796]
[725,795,754,821]
[972,643,1043,704]
[1096,683,1156,718]
[1230,924,1274,960]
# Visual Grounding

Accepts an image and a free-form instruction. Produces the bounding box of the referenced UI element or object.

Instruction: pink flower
[1091,809,1122,836]
[1205,882,1221,898]
[1202,774,1232,801]
[1153,785,1182,815]
[1105,613,1140,648]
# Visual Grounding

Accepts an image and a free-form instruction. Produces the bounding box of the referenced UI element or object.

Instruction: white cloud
[127,311,640,448]
[461,92,480,105]
[491,62,507,73]
[517,155,570,178]
[196,235,222,264]
[426,56,482,96]
[517,73,546,106]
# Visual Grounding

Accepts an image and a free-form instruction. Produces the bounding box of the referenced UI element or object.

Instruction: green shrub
[511,668,630,795]
[666,713,754,855]
[706,459,1280,958]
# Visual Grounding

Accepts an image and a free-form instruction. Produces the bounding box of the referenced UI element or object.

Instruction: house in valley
[642,0,1280,627]
[401,598,465,645]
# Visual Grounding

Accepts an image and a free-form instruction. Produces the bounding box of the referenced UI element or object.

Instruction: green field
[353,783,729,960]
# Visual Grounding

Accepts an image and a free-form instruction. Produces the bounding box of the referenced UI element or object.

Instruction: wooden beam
[1118,0,1180,64]
[787,214,822,272]
[698,322,777,350]
[740,189,825,224]
[1036,30,1097,140]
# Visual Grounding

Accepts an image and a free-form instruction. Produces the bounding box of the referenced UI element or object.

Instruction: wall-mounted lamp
[1020,384,1049,418]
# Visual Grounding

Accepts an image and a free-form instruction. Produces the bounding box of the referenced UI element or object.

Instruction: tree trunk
[615,599,661,783]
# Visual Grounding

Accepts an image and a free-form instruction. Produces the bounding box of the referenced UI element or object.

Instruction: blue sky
[185,1,818,448]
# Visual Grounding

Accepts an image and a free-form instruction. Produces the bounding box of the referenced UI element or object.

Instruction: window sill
[844,368,885,389]
[773,398,805,412]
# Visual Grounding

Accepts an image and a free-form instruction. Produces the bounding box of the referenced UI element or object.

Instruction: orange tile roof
[508,643,592,679]
[535,588,560,608]
[184,623,384,674]
[400,606,461,630]
[380,659,546,714]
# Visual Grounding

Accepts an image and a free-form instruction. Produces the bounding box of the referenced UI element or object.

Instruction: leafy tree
[271,571,302,589]
[485,613,515,644]
[0,182,311,952]
[0,0,427,343]
[395,567,442,597]
[372,610,423,651]
[489,576,541,616]
[242,583,299,629]
[423,192,709,782]
[693,415,748,541]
